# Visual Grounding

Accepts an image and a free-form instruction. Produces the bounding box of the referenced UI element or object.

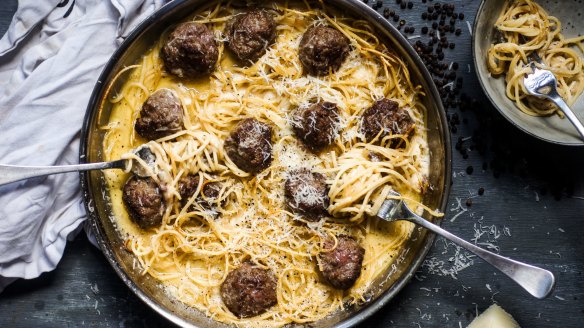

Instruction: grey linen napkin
[0,0,165,292]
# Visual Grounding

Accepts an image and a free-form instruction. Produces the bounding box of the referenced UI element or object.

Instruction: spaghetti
[487,0,584,117]
[102,1,435,326]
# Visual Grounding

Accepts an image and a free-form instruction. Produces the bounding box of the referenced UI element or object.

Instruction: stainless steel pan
[79,0,452,326]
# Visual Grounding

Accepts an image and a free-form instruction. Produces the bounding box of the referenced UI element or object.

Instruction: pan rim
[79,0,452,326]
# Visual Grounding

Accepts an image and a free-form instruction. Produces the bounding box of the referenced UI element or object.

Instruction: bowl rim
[79,0,452,326]
[472,0,584,147]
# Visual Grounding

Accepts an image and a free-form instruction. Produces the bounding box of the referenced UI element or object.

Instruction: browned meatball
[161,22,219,78]
[318,235,365,290]
[284,169,329,221]
[135,89,183,140]
[177,174,222,210]
[122,176,164,229]
[292,101,340,152]
[298,25,350,76]
[220,262,278,318]
[225,10,276,62]
[224,118,273,173]
[360,98,415,145]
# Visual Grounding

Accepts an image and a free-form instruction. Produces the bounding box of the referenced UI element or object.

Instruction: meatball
[292,101,340,152]
[220,262,278,318]
[177,174,222,210]
[122,176,164,229]
[224,118,273,173]
[284,169,329,220]
[298,25,350,76]
[161,22,219,78]
[360,98,415,145]
[225,10,276,62]
[135,89,184,140]
[318,235,365,290]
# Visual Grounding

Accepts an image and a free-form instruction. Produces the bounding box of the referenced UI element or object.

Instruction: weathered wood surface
[1,0,583,327]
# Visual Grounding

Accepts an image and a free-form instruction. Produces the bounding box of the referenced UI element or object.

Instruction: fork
[523,52,584,140]
[0,145,157,187]
[376,190,555,299]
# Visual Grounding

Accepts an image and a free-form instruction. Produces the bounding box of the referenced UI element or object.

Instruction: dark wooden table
[1,1,583,327]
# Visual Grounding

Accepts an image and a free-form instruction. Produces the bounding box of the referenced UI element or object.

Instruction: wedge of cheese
[468,304,520,328]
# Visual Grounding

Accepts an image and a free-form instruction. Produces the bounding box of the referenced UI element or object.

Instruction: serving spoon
[377,190,556,299]
[0,145,157,187]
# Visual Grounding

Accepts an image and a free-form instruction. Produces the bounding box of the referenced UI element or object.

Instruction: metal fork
[0,145,157,187]
[523,52,584,140]
[376,190,555,299]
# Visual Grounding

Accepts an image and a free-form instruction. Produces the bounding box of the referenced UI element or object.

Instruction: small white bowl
[473,0,584,145]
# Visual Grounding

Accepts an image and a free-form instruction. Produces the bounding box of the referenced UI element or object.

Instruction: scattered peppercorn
[466,198,473,207]
[383,8,390,18]
[478,187,485,196]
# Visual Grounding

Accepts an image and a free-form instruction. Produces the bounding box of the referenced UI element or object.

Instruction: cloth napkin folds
[0,0,166,292]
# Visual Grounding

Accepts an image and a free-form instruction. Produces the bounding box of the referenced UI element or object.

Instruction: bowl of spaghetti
[473,0,584,145]
[80,0,451,327]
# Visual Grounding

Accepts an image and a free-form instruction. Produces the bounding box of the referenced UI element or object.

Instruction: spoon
[377,190,555,299]
[0,145,157,187]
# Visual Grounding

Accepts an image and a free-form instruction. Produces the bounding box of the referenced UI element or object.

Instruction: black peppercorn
[449,42,455,49]
[466,198,472,207]
[478,187,485,196]
[466,166,474,175]
[455,28,462,36]
[422,26,429,34]
[422,12,428,19]
[459,13,465,20]
[407,1,413,9]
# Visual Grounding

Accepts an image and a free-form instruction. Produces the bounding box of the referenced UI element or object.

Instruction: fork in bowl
[523,52,584,140]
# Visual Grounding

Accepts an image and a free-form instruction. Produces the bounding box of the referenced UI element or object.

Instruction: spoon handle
[407,214,555,299]
[0,160,126,187]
